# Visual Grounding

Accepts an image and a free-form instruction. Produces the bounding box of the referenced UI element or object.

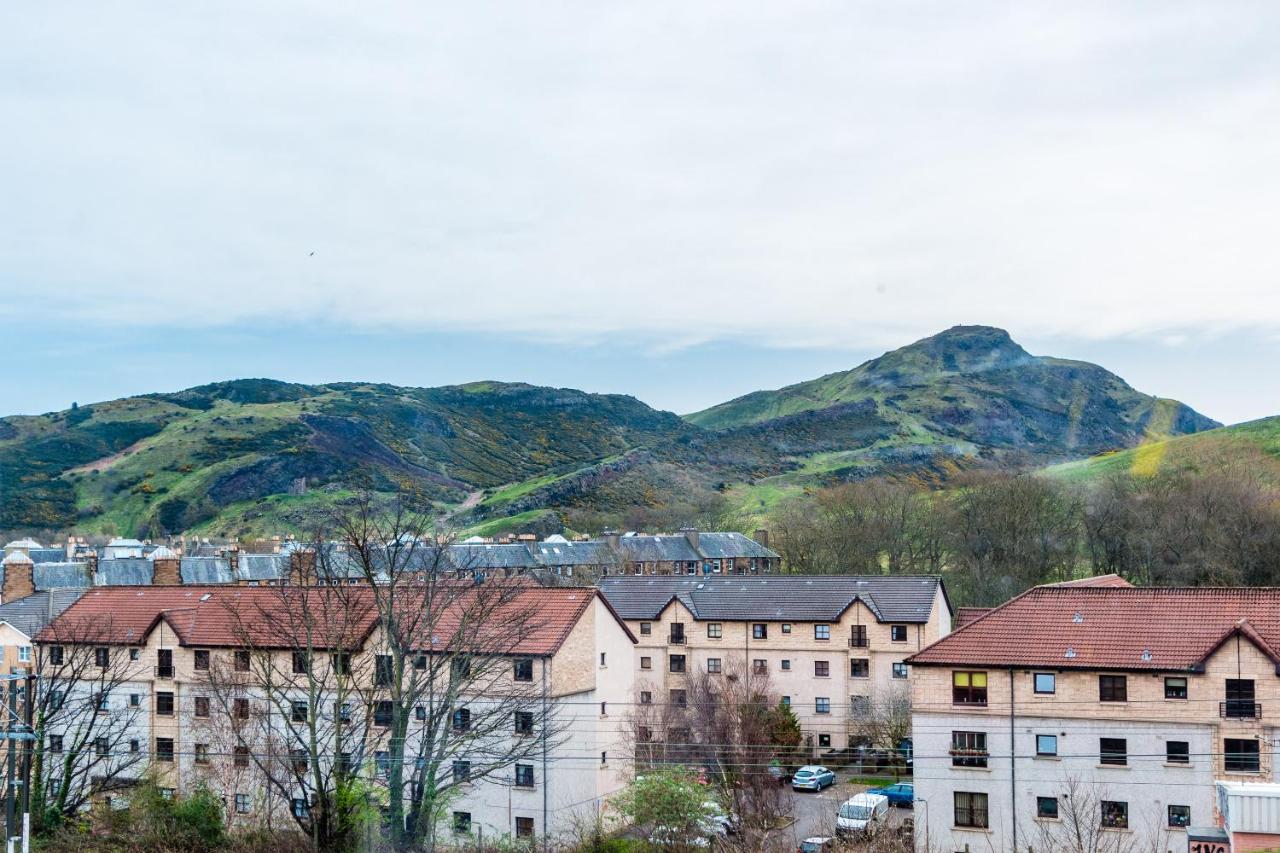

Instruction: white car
[836,792,890,835]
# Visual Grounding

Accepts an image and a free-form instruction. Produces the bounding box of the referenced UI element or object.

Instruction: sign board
[1187,826,1229,853]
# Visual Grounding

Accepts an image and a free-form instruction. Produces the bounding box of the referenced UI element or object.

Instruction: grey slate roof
[96,558,153,586]
[34,563,91,590]
[237,554,286,582]
[0,589,86,638]
[534,540,615,566]
[180,557,234,584]
[29,548,71,564]
[612,535,702,564]
[448,544,541,571]
[597,575,947,623]
[693,532,776,560]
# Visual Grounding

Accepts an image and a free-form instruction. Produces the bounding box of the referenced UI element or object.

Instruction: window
[17,646,29,664]
[94,736,108,756]
[753,659,768,675]
[331,653,351,675]
[1101,800,1128,829]
[1100,738,1127,766]
[49,646,64,665]
[195,649,211,671]
[669,654,686,673]
[160,788,175,800]
[1099,675,1127,702]
[815,661,830,677]
[451,707,470,732]
[1226,678,1258,718]
[235,746,250,768]
[195,743,209,765]
[1167,741,1189,764]
[816,697,831,714]
[374,751,391,778]
[156,692,174,716]
[850,695,869,715]
[293,799,310,819]
[96,691,109,712]
[815,624,830,640]
[515,711,534,735]
[233,698,249,719]
[450,657,471,680]
[373,655,394,687]
[290,749,306,773]
[453,812,471,834]
[156,738,175,762]
[291,701,308,723]
[781,623,791,634]
[781,696,790,707]
[640,691,652,705]
[1164,677,1187,699]
[707,623,722,639]
[639,622,651,635]
[1036,734,1058,757]
[194,696,209,717]
[850,625,868,647]
[953,671,988,705]
[49,690,64,711]
[1225,738,1261,773]
[1168,805,1190,828]
[640,656,652,670]
[129,648,140,661]
[1034,672,1055,694]
[513,658,533,682]
[452,760,471,782]
[95,647,109,668]
[707,658,722,674]
[600,701,608,716]
[1037,797,1059,820]
[954,792,989,829]
[670,689,687,708]
[235,794,250,815]
[599,652,607,667]
[781,659,791,671]
[413,653,426,670]
[752,624,767,640]
[289,650,308,674]
[375,700,394,727]
[48,734,63,753]
[129,693,140,707]
[891,625,908,642]
[669,623,685,644]
[892,662,908,679]
[335,702,352,724]
[818,734,831,747]
[514,763,535,788]
[515,817,534,838]
[234,650,251,672]
[951,731,988,768]
[851,659,869,678]
[129,739,139,753]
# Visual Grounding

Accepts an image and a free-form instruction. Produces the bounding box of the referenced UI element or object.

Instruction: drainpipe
[1009,668,1017,852]
[541,656,549,853]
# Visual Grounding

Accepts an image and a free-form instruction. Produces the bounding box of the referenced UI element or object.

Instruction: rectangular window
[753,659,768,675]
[851,659,869,678]
[234,650,251,672]
[450,657,471,680]
[376,700,394,727]
[49,646,64,665]
[235,794,250,814]
[156,648,173,678]
[1100,737,1127,766]
[951,731,988,768]
[1164,677,1187,699]
[413,653,426,670]
[707,623,722,639]
[514,711,534,735]
[669,654,686,673]
[48,735,62,753]
[453,812,471,834]
[453,760,471,782]
[819,734,831,747]
[1099,675,1127,702]
[1037,797,1059,820]
[781,623,791,634]
[1036,734,1058,757]
[781,696,790,706]
[752,624,767,640]
[514,763,535,788]
[600,652,607,667]
[95,736,108,756]
[193,696,209,718]
[96,691,109,711]
[95,647,109,668]
[1168,805,1190,828]
[18,646,30,663]
[234,698,249,719]
[953,671,988,705]
[850,625,868,648]
[129,739,139,753]
[640,691,652,705]
[331,653,351,675]
[195,743,209,765]
[129,693,140,707]
[515,817,534,838]
[815,624,830,640]
[669,623,685,644]
[513,658,533,682]
[374,655,394,687]
[815,697,830,714]
[640,656,652,670]
[155,692,174,716]
[707,658,722,674]
[235,746,250,768]
[1166,741,1189,764]
[1225,738,1261,773]
[194,649,211,671]
[639,622,651,635]
[1226,678,1258,718]
[1034,673,1056,694]
[291,650,308,675]
[781,659,791,671]
[891,625,908,642]
[892,662,908,679]
[415,704,426,721]
[290,749,306,773]
[670,690,687,708]
[291,701,308,723]
[156,738,175,763]
[450,707,469,732]
[1101,801,1128,829]
[815,661,829,677]
[954,792,989,829]
[293,799,310,819]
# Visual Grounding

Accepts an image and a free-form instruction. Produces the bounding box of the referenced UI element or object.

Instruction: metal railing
[1220,701,1262,719]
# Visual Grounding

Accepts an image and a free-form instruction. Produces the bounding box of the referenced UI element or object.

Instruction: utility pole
[2,673,34,853]
[6,677,16,852]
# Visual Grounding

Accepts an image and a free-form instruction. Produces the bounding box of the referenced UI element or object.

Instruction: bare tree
[851,683,911,755]
[32,615,149,831]
[1025,777,1172,853]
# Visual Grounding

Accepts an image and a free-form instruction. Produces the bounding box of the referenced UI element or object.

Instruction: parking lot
[757,780,912,851]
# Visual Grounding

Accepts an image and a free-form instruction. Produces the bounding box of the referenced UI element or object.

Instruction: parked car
[791,765,836,791]
[797,837,834,852]
[866,782,914,808]
[767,761,792,785]
[836,793,890,836]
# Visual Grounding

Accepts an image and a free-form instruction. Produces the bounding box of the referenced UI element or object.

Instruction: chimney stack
[681,527,700,550]
[149,546,181,586]
[753,529,769,549]
[602,530,620,550]
[1,551,35,603]
[289,549,317,586]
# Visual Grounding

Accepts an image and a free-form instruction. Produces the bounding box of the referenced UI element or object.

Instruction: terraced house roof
[907,586,1280,671]
[598,575,947,623]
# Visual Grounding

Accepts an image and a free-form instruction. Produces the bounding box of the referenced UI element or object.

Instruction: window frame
[1100,737,1128,766]
[1225,738,1261,773]
[892,662,908,679]
[1168,805,1190,828]
[1033,672,1056,694]
[1166,740,1190,764]
[952,671,988,706]
[815,697,831,715]
[1099,674,1127,703]
[1036,734,1058,757]
[814,624,831,641]
[950,730,988,768]
[814,660,830,678]
[1036,797,1059,820]
[1164,676,1188,699]
[954,791,989,829]
[1101,800,1128,829]
[707,623,722,639]
[752,623,768,640]
[891,624,908,643]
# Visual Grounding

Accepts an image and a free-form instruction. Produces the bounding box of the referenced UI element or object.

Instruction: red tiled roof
[953,607,991,628]
[1041,574,1133,589]
[36,584,624,656]
[908,587,1280,671]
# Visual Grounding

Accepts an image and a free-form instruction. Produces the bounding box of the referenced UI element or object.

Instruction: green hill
[1044,416,1280,483]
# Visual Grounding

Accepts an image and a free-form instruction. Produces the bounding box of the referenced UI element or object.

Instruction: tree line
[770,445,1280,606]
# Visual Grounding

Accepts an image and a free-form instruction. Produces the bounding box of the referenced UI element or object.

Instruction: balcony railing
[669,635,686,645]
[154,665,174,679]
[849,638,869,648]
[1221,701,1262,719]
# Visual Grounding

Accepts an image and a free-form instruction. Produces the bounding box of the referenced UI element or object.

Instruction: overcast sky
[3,2,1278,423]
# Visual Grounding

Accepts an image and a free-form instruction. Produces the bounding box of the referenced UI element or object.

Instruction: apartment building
[597,575,951,752]
[35,584,637,843]
[908,584,1280,853]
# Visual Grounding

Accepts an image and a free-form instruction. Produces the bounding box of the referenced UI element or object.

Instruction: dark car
[866,782,914,808]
